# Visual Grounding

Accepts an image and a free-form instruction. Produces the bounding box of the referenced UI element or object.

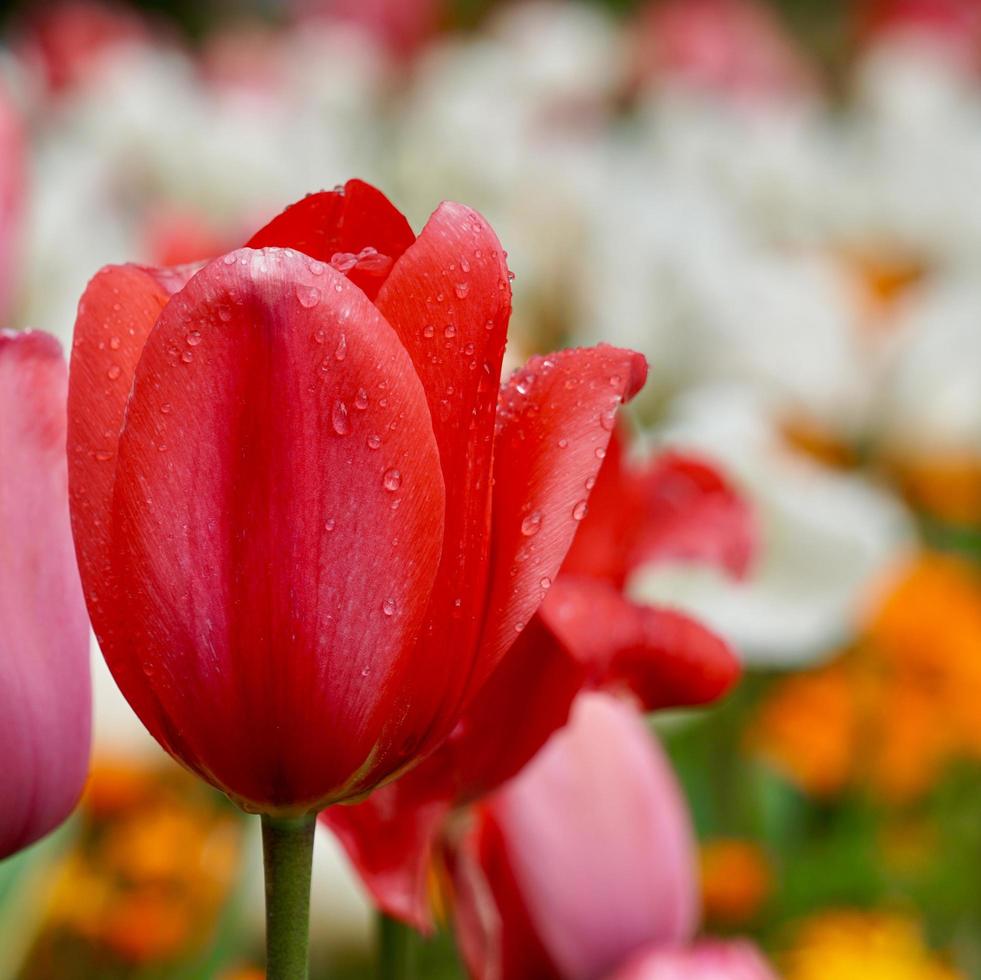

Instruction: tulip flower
[452,693,776,980]
[323,425,752,930]
[1,330,90,859]
[67,179,646,976]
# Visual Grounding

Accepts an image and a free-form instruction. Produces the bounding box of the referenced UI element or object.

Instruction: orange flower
[699,838,773,926]
[748,662,857,798]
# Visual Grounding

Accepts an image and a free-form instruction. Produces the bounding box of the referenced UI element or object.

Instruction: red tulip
[609,941,778,980]
[323,426,751,927]
[0,82,24,325]
[67,179,647,816]
[452,693,699,980]
[1,330,90,858]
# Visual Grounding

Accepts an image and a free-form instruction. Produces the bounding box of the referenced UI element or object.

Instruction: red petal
[0,83,24,323]
[68,264,172,641]
[559,427,638,586]
[323,616,582,929]
[0,331,90,858]
[478,346,647,686]
[372,202,512,749]
[631,451,756,579]
[322,782,452,932]
[105,248,445,812]
[542,577,740,710]
[246,179,416,300]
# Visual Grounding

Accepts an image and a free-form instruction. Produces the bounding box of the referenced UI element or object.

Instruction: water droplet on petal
[160,403,173,414]
[109,336,121,350]
[383,468,402,492]
[572,500,588,521]
[107,365,121,380]
[296,285,321,308]
[332,400,350,435]
[186,330,202,347]
[334,333,347,361]
[367,434,381,450]
[382,597,397,616]
[540,576,552,589]
[454,282,470,299]
[324,517,336,531]
[520,511,543,536]
[181,350,194,363]
[444,324,457,339]
[354,388,369,410]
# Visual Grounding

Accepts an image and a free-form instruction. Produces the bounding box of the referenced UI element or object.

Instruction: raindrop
[444,324,457,339]
[520,511,543,537]
[334,333,347,361]
[94,450,114,462]
[354,388,369,410]
[181,350,194,363]
[540,576,552,589]
[186,331,202,347]
[324,518,336,531]
[585,476,596,490]
[382,468,402,492]
[382,598,397,617]
[594,447,606,460]
[454,282,470,299]
[109,336,121,350]
[367,434,381,450]
[423,324,435,339]
[332,401,350,435]
[572,500,588,521]
[160,403,173,414]
[107,365,121,380]
[599,409,616,432]
[296,285,321,308]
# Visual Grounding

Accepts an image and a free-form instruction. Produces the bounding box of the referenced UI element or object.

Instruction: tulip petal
[0,83,24,323]
[246,179,416,301]
[0,331,90,858]
[372,202,512,747]
[67,264,174,728]
[106,248,445,812]
[542,577,740,710]
[323,616,582,930]
[461,694,699,980]
[631,451,756,579]
[323,779,452,931]
[479,346,647,685]
[609,940,779,980]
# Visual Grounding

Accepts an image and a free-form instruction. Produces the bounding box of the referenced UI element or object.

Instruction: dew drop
[382,468,402,492]
[572,500,588,521]
[181,350,194,363]
[454,281,470,299]
[94,450,114,462]
[367,434,381,450]
[520,510,543,536]
[313,329,326,345]
[109,336,121,350]
[107,364,122,380]
[354,388,369,410]
[334,333,347,361]
[186,330,202,347]
[444,324,457,339]
[540,576,552,589]
[558,437,569,448]
[332,400,350,435]
[382,598,397,617]
[594,447,606,459]
[585,475,596,490]
[296,285,321,308]
[160,403,173,414]
[324,517,336,531]
[599,409,616,431]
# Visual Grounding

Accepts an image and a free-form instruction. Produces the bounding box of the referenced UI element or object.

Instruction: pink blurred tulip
[856,0,981,65]
[632,0,816,103]
[452,692,699,980]
[609,940,778,980]
[0,83,24,325]
[0,330,90,858]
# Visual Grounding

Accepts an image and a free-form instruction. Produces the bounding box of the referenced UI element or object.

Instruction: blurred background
[2,0,981,976]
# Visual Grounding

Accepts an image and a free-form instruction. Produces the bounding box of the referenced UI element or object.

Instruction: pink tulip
[453,692,699,980]
[0,83,24,324]
[0,330,90,858]
[609,940,778,980]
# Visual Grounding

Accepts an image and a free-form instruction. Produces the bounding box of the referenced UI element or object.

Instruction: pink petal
[608,940,778,980]
[463,693,699,980]
[0,82,24,323]
[0,331,90,858]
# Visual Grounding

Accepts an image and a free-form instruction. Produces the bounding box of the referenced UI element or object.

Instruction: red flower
[67,179,647,816]
[1,330,90,858]
[323,425,753,926]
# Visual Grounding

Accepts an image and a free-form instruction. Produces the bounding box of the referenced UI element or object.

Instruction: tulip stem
[261,813,317,980]
[377,912,417,980]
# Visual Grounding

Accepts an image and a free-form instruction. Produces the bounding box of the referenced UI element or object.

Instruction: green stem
[261,813,317,980]
[377,912,417,980]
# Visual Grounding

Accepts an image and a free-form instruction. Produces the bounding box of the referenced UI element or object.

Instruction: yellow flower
[783,911,962,980]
